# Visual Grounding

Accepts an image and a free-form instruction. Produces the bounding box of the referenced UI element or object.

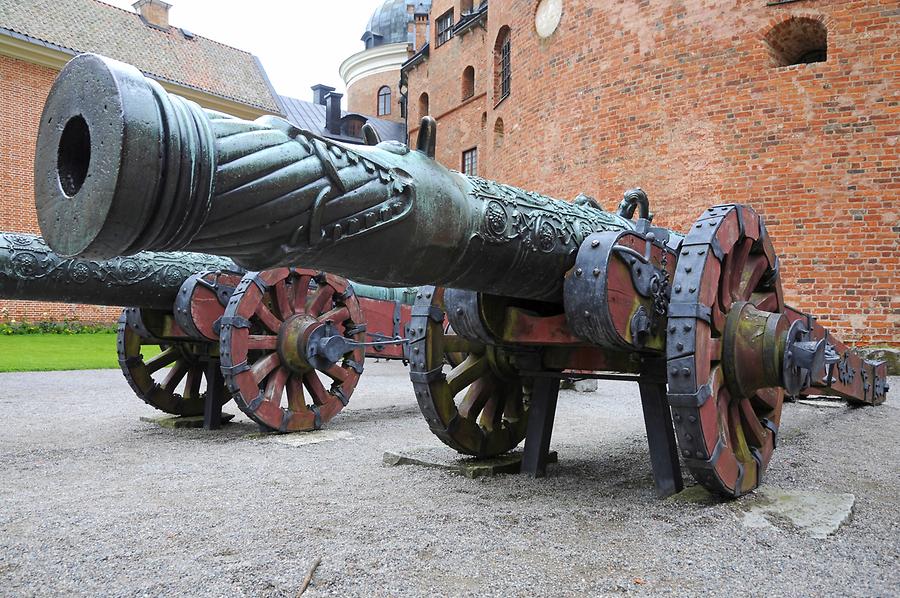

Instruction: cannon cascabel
[35,53,636,302]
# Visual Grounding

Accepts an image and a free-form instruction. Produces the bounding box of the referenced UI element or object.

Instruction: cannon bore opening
[56,115,91,197]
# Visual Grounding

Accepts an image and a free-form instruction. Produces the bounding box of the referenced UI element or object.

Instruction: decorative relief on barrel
[189,114,414,265]
[470,176,632,254]
[0,233,237,306]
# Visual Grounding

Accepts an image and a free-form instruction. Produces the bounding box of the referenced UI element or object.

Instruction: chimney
[325,91,343,135]
[132,0,172,30]
[311,84,336,106]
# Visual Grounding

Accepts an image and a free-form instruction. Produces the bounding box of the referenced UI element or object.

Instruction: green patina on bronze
[34,53,634,303]
[0,232,237,310]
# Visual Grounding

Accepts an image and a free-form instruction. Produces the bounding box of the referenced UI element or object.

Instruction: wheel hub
[277,314,321,374]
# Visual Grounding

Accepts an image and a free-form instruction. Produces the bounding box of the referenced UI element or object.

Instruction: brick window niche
[494,26,511,104]
[436,10,454,47]
[377,86,391,116]
[461,0,474,14]
[462,147,478,176]
[418,92,429,119]
[462,66,475,100]
[493,118,504,148]
[765,17,827,67]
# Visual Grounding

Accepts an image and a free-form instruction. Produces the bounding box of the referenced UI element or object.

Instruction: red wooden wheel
[219,268,365,432]
[666,204,785,497]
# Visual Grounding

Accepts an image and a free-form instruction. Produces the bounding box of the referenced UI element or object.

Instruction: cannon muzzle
[36,54,637,302]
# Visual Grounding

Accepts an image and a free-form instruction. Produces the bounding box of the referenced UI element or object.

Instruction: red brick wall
[406,0,899,346]
[408,0,490,172]
[347,70,404,122]
[0,54,121,323]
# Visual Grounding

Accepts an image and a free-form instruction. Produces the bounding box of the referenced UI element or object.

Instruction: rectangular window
[462,147,478,176]
[500,37,511,99]
[436,10,454,46]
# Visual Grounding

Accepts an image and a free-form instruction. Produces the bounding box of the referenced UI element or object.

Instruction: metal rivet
[698,250,706,255]
[591,239,600,248]
[675,285,682,293]
[669,326,676,333]
[686,433,693,441]
[584,310,590,318]
[688,415,696,423]
[682,250,689,256]
[456,307,464,315]
[670,367,679,375]
[685,266,692,273]
[682,449,691,457]
[695,451,704,458]
[689,287,696,293]
[576,268,583,276]
[593,268,600,277]
[676,342,684,351]
[683,324,692,332]
[681,367,691,376]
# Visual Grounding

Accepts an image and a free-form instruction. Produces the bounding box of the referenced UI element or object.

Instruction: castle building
[340,0,432,123]
[389,0,898,346]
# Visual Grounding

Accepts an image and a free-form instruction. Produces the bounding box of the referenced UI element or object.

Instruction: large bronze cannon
[0,231,242,416]
[34,54,889,497]
[0,231,417,430]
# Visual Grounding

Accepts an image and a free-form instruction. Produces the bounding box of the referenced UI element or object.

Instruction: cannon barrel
[35,54,643,303]
[0,232,237,310]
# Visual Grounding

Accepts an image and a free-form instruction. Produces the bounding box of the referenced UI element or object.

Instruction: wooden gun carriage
[32,54,889,497]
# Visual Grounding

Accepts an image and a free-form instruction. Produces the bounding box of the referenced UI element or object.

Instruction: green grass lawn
[0,333,160,372]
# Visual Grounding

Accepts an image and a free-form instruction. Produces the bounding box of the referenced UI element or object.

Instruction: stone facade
[403,0,899,346]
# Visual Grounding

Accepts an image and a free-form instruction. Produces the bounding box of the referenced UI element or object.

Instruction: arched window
[765,17,827,67]
[493,117,504,147]
[494,26,511,102]
[418,93,429,119]
[377,86,392,116]
[462,66,475,100]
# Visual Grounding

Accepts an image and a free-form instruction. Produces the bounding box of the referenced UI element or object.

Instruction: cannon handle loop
[617,188,652,222]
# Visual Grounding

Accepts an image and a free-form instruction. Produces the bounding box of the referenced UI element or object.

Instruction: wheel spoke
[286,375,306,412]
[303,371,329,405]
[442,335,485,355]
[144,347,179,374]
[161,359,190,393]
[323,364,349,382]
[479,395,504,432]
[738,254,770,301]
[184,366,203,400]
[251,352,281,385]
[308,286,335,317]
[738,397,768,448]
[273,280,293,320]
[264,367,289,406]
[458,375,494,419]
[292,274,312,313]
[751,387,781,411]
[254,302,283,333]
[318,305,350,325]
[727,239,753,304]
[753,292,779,312]
[247,335,278,350]
[447,355,489,397]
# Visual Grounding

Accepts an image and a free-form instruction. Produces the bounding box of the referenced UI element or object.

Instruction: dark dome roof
[364,0,432,46]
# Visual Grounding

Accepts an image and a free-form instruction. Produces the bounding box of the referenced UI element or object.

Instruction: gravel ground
[0,363,897,597]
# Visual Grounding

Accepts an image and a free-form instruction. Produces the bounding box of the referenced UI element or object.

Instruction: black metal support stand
[638,361,683,497]
[521,376,560,477]
[203,358,224,430]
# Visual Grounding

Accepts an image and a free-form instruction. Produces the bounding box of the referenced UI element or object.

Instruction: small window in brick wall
[418,92,429,119]
[462,147,478,176]
[437,10,454,47]
[377,86,391,116]
[765,17,827,67]
[462,66,475,100]
[494,26,511,103]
